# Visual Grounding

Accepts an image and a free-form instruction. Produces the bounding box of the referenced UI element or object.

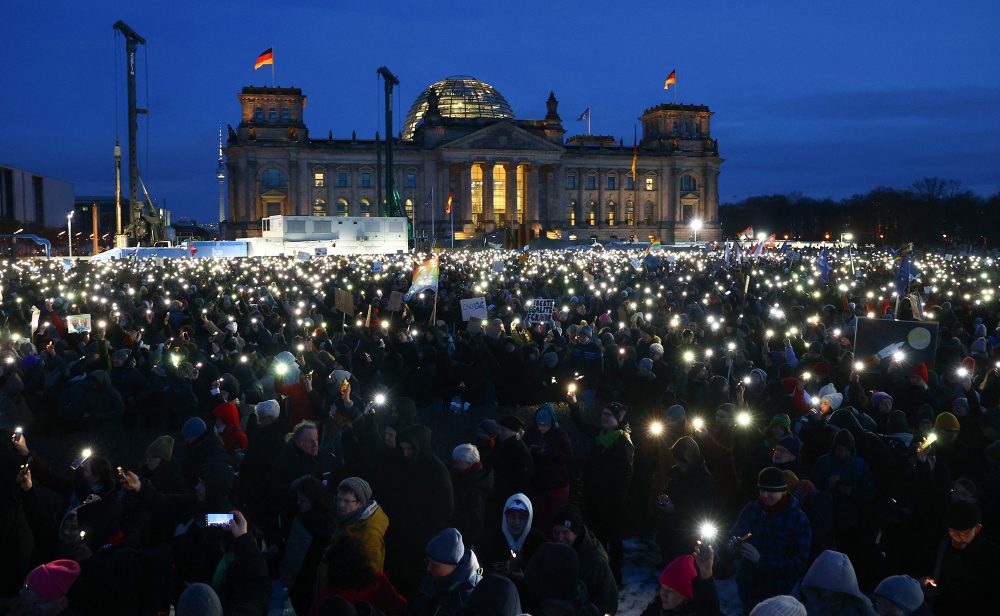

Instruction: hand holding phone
[205,513,235,528]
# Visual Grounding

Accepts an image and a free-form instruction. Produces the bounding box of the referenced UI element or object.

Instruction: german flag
[254,48,274,70]
[663,69,677,90]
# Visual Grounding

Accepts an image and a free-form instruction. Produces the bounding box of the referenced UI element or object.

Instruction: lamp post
[66,212,74,257]
[690,218,703,243]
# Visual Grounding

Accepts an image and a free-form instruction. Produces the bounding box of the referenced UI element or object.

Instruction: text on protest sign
[460,297,488,321]
[526,299,555,324]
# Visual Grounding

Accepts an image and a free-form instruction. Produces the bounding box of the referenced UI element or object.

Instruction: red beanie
[658,554,697,599]
[911,362,929,384]
[26,559,80,601]
[961,356,976,373]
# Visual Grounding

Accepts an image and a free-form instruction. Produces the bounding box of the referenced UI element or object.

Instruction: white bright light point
[957,367,969,378]
[854,361,865,371]
[765,329,774,338]
[274,363,288,376]
[892,351,905,363]
[567,382,578,394]
[811,396,821,406]
[240,355,248,363]
[692,416,705,431]
[690,219,703,231]
[648,421,664,436]
[374,393,387,406]
[683,350,695,363]
[381,321,390,329]
[742,376,751,385]
[81,448,92,460]
[699,522,718,541]
[736,411,752,427]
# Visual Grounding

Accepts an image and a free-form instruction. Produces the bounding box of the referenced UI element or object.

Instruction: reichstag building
[223,76,722,243]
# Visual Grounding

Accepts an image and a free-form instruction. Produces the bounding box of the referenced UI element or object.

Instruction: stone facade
[223,79,722,243]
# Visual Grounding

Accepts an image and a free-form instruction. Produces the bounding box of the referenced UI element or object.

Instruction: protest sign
[387,291,403,312]
[66,314,92,334]
[460,297,488,321]
[526,299,555,324]
[334,289,353,314]
[855,318,939,371]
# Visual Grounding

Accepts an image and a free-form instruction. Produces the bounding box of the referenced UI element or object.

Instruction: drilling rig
[113,20,167,246]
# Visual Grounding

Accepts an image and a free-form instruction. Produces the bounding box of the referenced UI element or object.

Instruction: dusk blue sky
[5,1,999,222]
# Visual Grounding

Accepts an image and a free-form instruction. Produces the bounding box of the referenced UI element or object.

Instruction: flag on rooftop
[254,48,273,70]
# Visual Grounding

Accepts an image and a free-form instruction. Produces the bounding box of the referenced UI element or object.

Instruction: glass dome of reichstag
[401,76,515,140]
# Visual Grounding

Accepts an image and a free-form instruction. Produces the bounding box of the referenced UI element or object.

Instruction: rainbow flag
[644,240,662,256]
[407,256,440,297]
[892,242,913,262]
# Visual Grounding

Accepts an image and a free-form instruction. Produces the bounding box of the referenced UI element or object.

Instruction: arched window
[254,107,264,122]
[680,175,698,192]
[566,174,577,190]
[567,200,576,227]
[313,169,325,188]
[359,198,372,217]
[260,168,286,191]
[493,165,506,223]
[281,108,291,122]
[607,200,617,226]
[268,108,277,121]
[588,200,597,226]
[405,198,414,220]
[312,197,327,216]
[626,200,635,226]
[336,198,349,216]
[471,164,484,228]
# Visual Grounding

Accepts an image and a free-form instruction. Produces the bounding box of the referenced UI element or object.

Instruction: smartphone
[340,378,350,394]
[205,513,235,527]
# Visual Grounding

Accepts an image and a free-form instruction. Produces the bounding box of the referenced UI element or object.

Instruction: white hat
[749,596,806,616]
[254,399,280,419]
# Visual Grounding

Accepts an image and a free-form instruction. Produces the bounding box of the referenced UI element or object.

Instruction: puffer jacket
[793,549,876,616]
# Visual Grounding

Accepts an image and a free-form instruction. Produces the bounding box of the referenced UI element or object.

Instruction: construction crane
[113,20,166,246]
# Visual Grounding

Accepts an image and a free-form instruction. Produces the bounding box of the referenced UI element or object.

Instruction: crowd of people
[1,244,999,616]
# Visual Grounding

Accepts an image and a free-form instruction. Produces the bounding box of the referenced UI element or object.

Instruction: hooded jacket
[211,401,248,452]
[794,550,876,616]
[450,462,494,548]
[410,548,482,616]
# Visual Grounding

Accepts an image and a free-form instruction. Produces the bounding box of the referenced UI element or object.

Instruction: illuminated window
[626,200,635,226]
[642,201,654,225]
[645,177,655,191]
[405,198,414,219]
[361,173,372,188]
[608,175,616,190]
[566,174,577,189]
[588,200,597,226]
[493,165,506,224]
[313,170,325,188]
[337,173,348,187]
[586,175,596,190]
[336,198,349,216]
[312,197,327,216]
[567,200,576,226]
[626,176,635,190]
[680,175,697,191]
[516,164,525,225]
[471,164,484,228]
[607,200,616,226]
[405,173,417,188]
[359,198,372,217]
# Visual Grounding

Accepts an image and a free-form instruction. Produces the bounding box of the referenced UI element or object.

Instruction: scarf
[764,492,791,517]
[595,428,624,451]
[339,500,378,527]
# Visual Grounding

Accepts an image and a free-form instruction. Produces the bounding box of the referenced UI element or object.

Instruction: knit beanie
[177,582,223,616]
[945,501,982,531]
[145,435,175,462]
[254,399,281,420]
[821,392,844,411]
[670,436,702,466]
[869,391,893,411]
[552,504,586,538]
[748,595,806,616]
[934,411,960,433]
[181,417,207,440]
[768,414,791,431]
[657,555,697,599]
[833,429,856,453]
[783,470,800,492]
[337,477,372,508]
[874,575,924,614]
[498,415,524,433]
[25,560,81,601]
[911,362,929,384]
[776,434,801,458]
[478,419,499,438]
[961,356,976,374]
[535,403,558,427]
[425,528,465,566]
[757,467,788,492]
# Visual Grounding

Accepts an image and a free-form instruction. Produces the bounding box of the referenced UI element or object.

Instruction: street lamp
[690,218,703,243]
[66,212,74,257]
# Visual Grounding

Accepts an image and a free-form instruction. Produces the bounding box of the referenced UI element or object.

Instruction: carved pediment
[440,122,564,153]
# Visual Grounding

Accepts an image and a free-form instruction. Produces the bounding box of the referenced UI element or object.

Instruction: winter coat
[212,401,248,452]
[215,533,272,616]
[409,549,482,616]
[793,550,876,616]
[179,431,230,489]
[573,528,619,616]
[309,571,408,616]
[461,574,522,616]
[241,420,287,492]
[655,463,716,561]
[451,463,494,549]
[524,425,573,492]
[932,533,1000,615]
[340,503,389,573]
[730,494,812,609]
[490,436,533,503]
[811,453,875,529]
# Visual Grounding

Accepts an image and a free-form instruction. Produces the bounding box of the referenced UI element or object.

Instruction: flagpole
[430,185,435,248]
[271,46,275,86]
[451,201,455,249]
[588,112,591,136]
